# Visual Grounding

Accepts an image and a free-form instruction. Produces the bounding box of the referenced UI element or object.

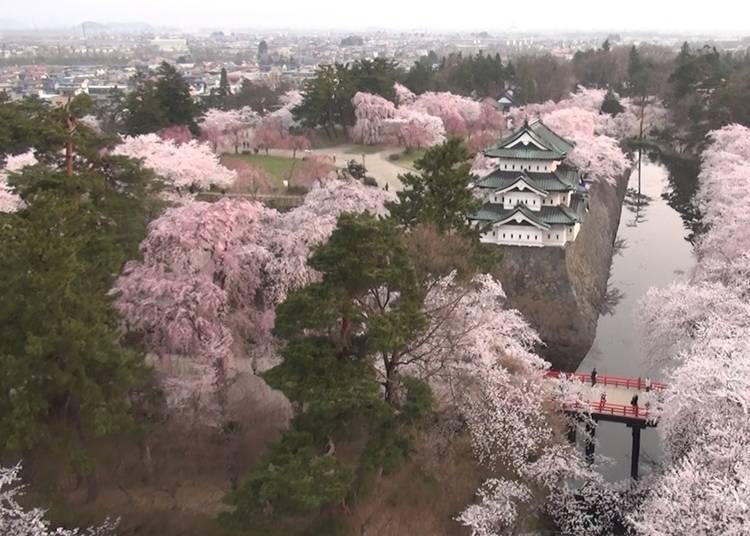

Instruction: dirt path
[267,145,408,191]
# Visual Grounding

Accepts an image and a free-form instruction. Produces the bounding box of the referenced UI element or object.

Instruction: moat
[577,153,697,480]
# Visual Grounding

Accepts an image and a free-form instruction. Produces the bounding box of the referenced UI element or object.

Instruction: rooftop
[471,196,588,227]
[484,117,576,160]
[474,166,583,193]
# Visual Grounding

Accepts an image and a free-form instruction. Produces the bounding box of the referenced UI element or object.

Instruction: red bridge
[545,370,668,479]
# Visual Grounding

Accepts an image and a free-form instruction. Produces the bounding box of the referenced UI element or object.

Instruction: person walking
[644,376,652,392]
[631,394,639,416]
[591,368,598,386]
[599,391,606,410]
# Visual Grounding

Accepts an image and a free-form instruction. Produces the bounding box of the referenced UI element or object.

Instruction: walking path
[267,145,406,191]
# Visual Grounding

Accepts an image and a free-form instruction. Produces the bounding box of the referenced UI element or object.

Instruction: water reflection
[651,151,704,243]
[624,187,653,227]
[577,155,695,481]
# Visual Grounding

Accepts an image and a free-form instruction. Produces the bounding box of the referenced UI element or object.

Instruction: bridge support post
[630,424,642,480]
[585,420,596,464]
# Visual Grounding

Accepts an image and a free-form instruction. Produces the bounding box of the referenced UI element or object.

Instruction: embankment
[490,170,630,370]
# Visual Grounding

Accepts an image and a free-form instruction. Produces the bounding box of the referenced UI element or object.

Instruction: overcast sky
[4,1,750,34]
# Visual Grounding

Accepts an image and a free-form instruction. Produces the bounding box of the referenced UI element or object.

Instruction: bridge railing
[545,370,667,391]
[560,400,655,421]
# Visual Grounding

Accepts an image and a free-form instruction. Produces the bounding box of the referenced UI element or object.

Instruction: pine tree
[155,62,203,135]
[123,62,203,135]
[388,137,480,234]
[0,160,156,481]
[601,88,625,116]
[221,214,430,525]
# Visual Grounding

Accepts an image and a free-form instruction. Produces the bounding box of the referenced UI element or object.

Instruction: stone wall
[489,171,630,370]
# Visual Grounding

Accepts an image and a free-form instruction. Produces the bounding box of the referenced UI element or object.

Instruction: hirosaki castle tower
[470,118,589,247]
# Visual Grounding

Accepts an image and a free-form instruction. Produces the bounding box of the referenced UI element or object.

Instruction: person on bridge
[599,391,606,410]
[644,377,652,392]
[631,394,639,416]
[591,368,598,386]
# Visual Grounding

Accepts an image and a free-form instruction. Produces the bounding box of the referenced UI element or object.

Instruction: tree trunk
[65,101,76,177]
[383,355,396,404]
[65,139,74,177]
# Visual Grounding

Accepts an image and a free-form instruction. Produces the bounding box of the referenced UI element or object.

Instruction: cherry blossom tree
[157,125,193,145]
[567,133,629,185]
[385,109,446,151]
[200,107,258,154]
[113,178,395,418]
[0,150,37,213]
[221,158,272,194]
[291,155,335,188]
[510,86,607,127]
[351,91,397,145]
[393,82,417,106]
[409,91,484,136]
[266,90,303,134]
[1,464,117,536]
[251,118,284,155]
[286,134,312,159]
[636,124,750,535]
[466,130,499,155]
[542,107,600,139]
[112,134,236,191]
[419,273,617,536]
[455,479,531,536]
[351,87,503,151]
[534,107,629,185]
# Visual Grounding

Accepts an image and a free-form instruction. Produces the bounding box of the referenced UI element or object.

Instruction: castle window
[503,233,506,238]
[556,234,560,239]
[547,234,551,239]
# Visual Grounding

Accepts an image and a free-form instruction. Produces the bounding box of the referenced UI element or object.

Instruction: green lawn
[228,153,297,188]
[391,149,426,170]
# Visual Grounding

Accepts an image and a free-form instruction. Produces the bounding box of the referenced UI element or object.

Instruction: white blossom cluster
[635,124,750,535]
[1,464,117,536]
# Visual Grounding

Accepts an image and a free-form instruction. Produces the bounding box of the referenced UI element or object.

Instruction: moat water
[576,153,698,481]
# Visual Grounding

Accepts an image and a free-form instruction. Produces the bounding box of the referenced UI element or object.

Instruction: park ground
[224,145,420,192]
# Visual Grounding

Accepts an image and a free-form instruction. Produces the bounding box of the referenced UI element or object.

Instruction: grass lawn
[391,149,426,170]
[228,153,298,188]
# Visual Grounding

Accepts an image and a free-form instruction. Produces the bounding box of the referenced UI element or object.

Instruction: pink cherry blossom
[112,134,236,191]
[113,178,395,418]
[393,82,416,106]
[200,107,258,153]
[351,91,397,145]
[384,108,446,150]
